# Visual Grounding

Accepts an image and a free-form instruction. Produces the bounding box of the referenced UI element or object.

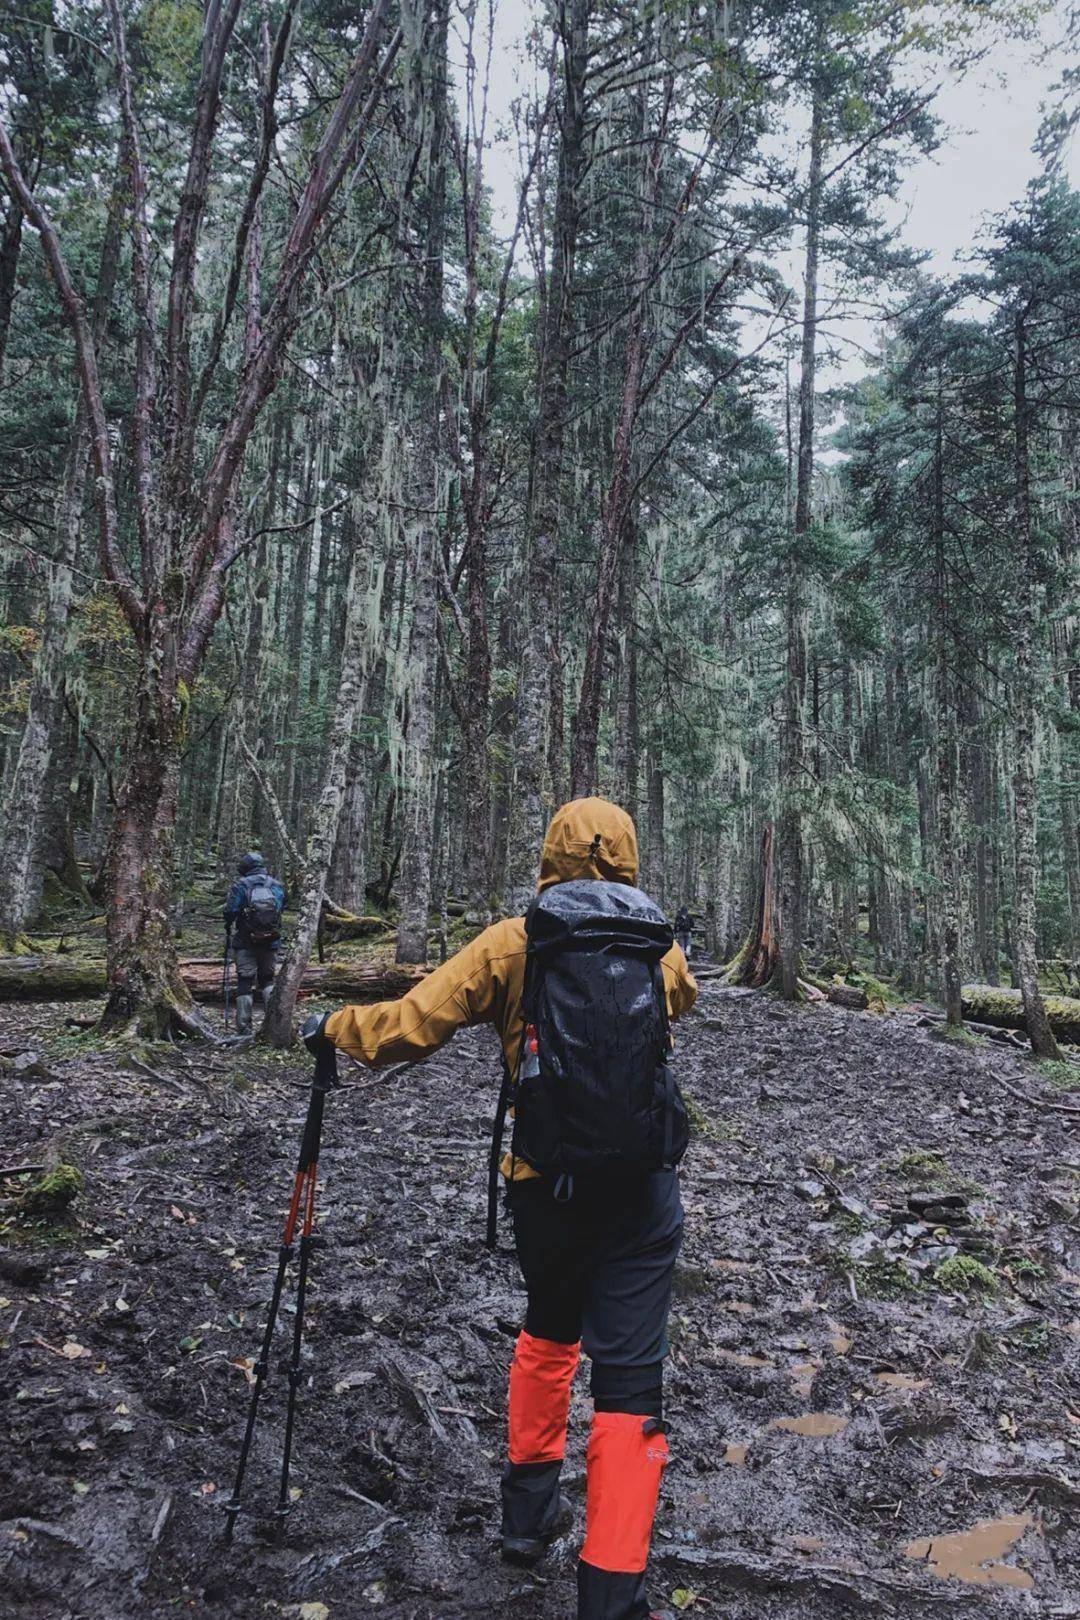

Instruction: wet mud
[1,983,1078,1617]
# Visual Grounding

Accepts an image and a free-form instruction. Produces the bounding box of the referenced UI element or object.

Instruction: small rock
[8,1050,53,1080]
[794,1179,826,1202]
[907,1192,966,1217]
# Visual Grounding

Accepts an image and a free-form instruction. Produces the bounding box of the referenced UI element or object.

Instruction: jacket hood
[237,853,267,876]
[537,798,639,891]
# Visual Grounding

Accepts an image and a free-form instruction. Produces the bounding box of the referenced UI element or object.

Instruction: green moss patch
[1037,1059,1080,1093]
[933,1255,997,1296]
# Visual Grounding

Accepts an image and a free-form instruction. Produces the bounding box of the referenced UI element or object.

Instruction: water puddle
[874,1372,928,1391]
[771,1413,849,1437]
[905,1514,1035,1590]
[789,1360,820,1398]
[723,1442,748,1466]
[825,1318,852,1355]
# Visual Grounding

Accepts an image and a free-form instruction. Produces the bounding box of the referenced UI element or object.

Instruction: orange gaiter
[508,1331,581,1464]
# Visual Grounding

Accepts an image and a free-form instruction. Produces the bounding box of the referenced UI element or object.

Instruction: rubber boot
[577,1414,669,1620]
[500,1461,572,1564]
[500,1331,579,1564]
[235,994,254,1036]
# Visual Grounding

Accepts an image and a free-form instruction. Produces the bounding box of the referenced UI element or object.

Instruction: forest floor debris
[0,984,1078,1617]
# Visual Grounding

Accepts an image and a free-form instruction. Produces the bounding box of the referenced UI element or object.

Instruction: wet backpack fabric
[509,879,689,1186]
[238,873,284,943]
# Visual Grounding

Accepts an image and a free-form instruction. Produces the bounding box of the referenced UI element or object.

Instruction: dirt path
[1,987,1078,1618]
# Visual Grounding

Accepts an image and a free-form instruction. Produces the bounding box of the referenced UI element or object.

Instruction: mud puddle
[905,1513,1036,1590]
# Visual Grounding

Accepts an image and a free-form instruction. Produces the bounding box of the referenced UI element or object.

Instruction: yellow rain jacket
[325,797,697,1176]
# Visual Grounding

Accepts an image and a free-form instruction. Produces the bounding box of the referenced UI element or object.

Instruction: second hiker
[224,852,287,1034]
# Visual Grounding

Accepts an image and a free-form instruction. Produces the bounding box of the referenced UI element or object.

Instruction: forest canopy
[0,0,1077,1049]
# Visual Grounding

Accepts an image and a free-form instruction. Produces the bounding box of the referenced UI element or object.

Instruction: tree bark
[395,0,449,963]
[778,80,824,1000]
[1011,309,1061,1059]
[507,0,590,906]
[0,195,121,941]
[725,825,781,988]
[934,372,963,1025]
[265,545,372,1044]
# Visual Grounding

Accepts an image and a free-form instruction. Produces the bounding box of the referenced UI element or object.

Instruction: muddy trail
[1,986,1078,1619]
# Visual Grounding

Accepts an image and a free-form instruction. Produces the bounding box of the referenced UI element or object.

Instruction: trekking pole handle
[301,1013,338,1077]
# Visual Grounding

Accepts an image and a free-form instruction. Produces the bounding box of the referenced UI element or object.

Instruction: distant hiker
[224,853,286,1035]
[306,798,696,1620]
[674,904,693,961]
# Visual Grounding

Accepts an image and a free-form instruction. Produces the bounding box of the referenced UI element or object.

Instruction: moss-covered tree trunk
[1011,309,1060,1059]
[0,193,120,942]
[933,371,963,1025]
[507,0,590,908]
[100,634,208,1038]
[778,78,824,1001]
[395,0,448,964]
[266,544,371,1045]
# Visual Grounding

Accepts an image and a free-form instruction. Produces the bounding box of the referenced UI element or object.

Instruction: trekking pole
[223,1017,338,1544]
[222,928,233,1033]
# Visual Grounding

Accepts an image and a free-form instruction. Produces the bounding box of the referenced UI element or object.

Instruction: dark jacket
[224,865,287,946]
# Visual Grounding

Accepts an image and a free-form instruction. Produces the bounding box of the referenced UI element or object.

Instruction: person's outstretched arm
[324,919,524,1068]
[662,942,697,1020]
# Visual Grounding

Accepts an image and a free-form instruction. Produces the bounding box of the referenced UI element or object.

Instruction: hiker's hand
[301,1011,334,1056]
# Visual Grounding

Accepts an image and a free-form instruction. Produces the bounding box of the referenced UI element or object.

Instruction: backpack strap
[485,1057,513,1251]
[486,931,541,1249]
[652,961,677,1168]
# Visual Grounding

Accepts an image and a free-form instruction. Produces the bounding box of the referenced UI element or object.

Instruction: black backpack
[240,874,283,943]
[486,879,689,1245]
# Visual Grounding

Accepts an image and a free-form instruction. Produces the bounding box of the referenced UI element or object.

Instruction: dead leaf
[333,1370,375,1395]
[299,1605,330,1620]
[61,1341,89,1359]
[200,1482,217,1495]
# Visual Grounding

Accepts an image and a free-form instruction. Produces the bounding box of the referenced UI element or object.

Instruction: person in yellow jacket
[308,798,696,1620]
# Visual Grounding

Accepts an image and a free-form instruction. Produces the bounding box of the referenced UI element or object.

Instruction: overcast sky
[452,3,1079,392]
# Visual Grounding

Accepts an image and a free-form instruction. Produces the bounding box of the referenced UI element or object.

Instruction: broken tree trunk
[962,984,1080,1046]
[723,826,781,988]
[0,956,426,1004]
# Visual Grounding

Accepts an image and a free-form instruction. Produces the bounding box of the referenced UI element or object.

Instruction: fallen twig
[987,1069,1080,1118]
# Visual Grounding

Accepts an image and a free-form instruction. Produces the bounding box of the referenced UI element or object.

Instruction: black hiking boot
[500,1460,572,1565]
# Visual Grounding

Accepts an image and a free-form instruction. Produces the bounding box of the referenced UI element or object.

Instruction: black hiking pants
[508,1169,683,1411]
[234,941,278,996]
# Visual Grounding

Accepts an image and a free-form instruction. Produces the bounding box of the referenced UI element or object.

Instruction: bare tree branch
[0,121,145,632]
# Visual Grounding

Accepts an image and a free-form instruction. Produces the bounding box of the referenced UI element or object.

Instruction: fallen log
[0,954,428,1004]
[962,984,1080,1046]
[827,985,870,1011]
